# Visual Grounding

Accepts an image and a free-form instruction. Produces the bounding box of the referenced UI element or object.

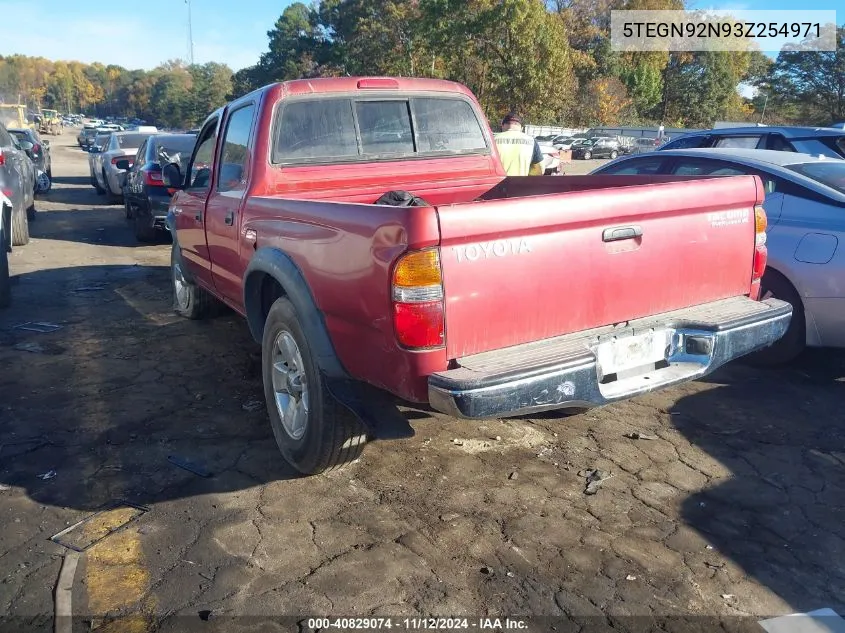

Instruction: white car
[94,131,156,198]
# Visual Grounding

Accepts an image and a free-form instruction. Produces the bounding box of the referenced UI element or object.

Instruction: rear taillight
[751,204,768,299]
[144,170,163,186]
[391,249,445,349]
[31,143,41,154]
[0,150,5,166]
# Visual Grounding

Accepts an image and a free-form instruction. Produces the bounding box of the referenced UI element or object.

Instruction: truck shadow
[0,263,415,515]
[673,353,845,611]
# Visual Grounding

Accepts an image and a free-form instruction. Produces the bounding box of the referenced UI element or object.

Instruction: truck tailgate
[437,176,762,359]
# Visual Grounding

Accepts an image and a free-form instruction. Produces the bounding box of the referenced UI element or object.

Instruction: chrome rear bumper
[428,297,792,419]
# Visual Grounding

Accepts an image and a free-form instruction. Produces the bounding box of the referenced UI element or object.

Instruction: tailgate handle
[603,226,642,242]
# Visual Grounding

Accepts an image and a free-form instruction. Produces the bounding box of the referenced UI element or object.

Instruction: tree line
[1,0,843,130]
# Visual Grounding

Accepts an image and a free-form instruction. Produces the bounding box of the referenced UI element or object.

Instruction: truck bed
[436,174,764,358]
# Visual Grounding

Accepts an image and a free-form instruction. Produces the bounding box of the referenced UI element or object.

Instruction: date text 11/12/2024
[306,617,528,630]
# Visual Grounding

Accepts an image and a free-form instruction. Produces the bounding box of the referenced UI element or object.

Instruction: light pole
[186,0,195,66]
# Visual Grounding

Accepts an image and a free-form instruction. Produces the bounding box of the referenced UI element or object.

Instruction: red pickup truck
[163,77,791,475]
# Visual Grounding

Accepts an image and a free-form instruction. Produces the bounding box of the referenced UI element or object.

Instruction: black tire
[0,235,10,309]
[135,213,157,243]
[171,243,213,319]
[26,204,36,222]
[583,151,592,160]
[11,206,29,247]
[124,197,134,219]
[746,270,806,366]
[610,150,618,159]
[262,297,367,475]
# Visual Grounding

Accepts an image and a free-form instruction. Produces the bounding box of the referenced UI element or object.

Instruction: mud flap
[324,376,415,440]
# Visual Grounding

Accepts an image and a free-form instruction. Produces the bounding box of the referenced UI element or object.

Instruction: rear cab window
[117,134,151,149]
[272,94,489,164]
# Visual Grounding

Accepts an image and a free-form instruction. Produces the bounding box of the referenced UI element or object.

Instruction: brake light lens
[751,204,768,299]
[144,170,163,186]
[31,143,41,154]
[754,205,767,247]
[392,249,445,349]
[0,150,4,166]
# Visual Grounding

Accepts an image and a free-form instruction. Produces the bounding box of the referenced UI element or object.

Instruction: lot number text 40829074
[306,618,528,630]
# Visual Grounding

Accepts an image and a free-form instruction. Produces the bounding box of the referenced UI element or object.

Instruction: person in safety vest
[493,112,544,176]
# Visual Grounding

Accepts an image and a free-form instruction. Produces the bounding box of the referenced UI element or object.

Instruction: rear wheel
[11,205,29,247]
[262,297,367,475]
[746,271,805,366]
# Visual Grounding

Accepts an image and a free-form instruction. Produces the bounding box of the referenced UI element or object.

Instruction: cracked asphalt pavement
[1,135,845,632]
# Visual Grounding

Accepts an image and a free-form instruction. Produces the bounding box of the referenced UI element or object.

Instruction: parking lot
[2,134,845,631]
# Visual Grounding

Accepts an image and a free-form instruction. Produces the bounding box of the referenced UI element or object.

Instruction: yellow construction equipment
[0,104,32,130]
[39,109,61,135]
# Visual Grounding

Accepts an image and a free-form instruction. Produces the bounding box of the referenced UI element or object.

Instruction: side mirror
[162,162,183,188]
[115,159,131,171]
[18,140,34,151]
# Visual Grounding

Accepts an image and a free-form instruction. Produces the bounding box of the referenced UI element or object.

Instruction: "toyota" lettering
[453,238,532,262]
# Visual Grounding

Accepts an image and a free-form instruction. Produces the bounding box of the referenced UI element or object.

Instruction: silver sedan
[591,148,845,364]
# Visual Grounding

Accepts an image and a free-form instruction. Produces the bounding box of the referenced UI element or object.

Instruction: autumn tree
[581,76,632,125]
[770,25,845,123]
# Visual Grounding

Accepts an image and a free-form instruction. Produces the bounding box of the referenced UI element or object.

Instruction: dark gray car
[0,121,36,246]
[658,126,845,159]
[9,127,51,178]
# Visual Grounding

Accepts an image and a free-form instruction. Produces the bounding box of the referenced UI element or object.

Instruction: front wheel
[171,243,214,319]
[262,297,367,475]
[0,231,9,309]
[135,212,157,243]
[610,150,618,159]
[11,206,28,246]
[746,271,806,366]
[583,151,592,160]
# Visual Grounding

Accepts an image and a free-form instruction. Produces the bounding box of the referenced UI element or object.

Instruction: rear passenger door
[205,101,256,305]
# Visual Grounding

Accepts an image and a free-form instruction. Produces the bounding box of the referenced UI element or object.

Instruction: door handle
[603,226,643,242]
[194,213,202,221]
[224,210,235,226]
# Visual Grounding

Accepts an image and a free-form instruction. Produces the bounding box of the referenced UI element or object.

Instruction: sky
[0,0,838,72]
[0,0,297,72]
